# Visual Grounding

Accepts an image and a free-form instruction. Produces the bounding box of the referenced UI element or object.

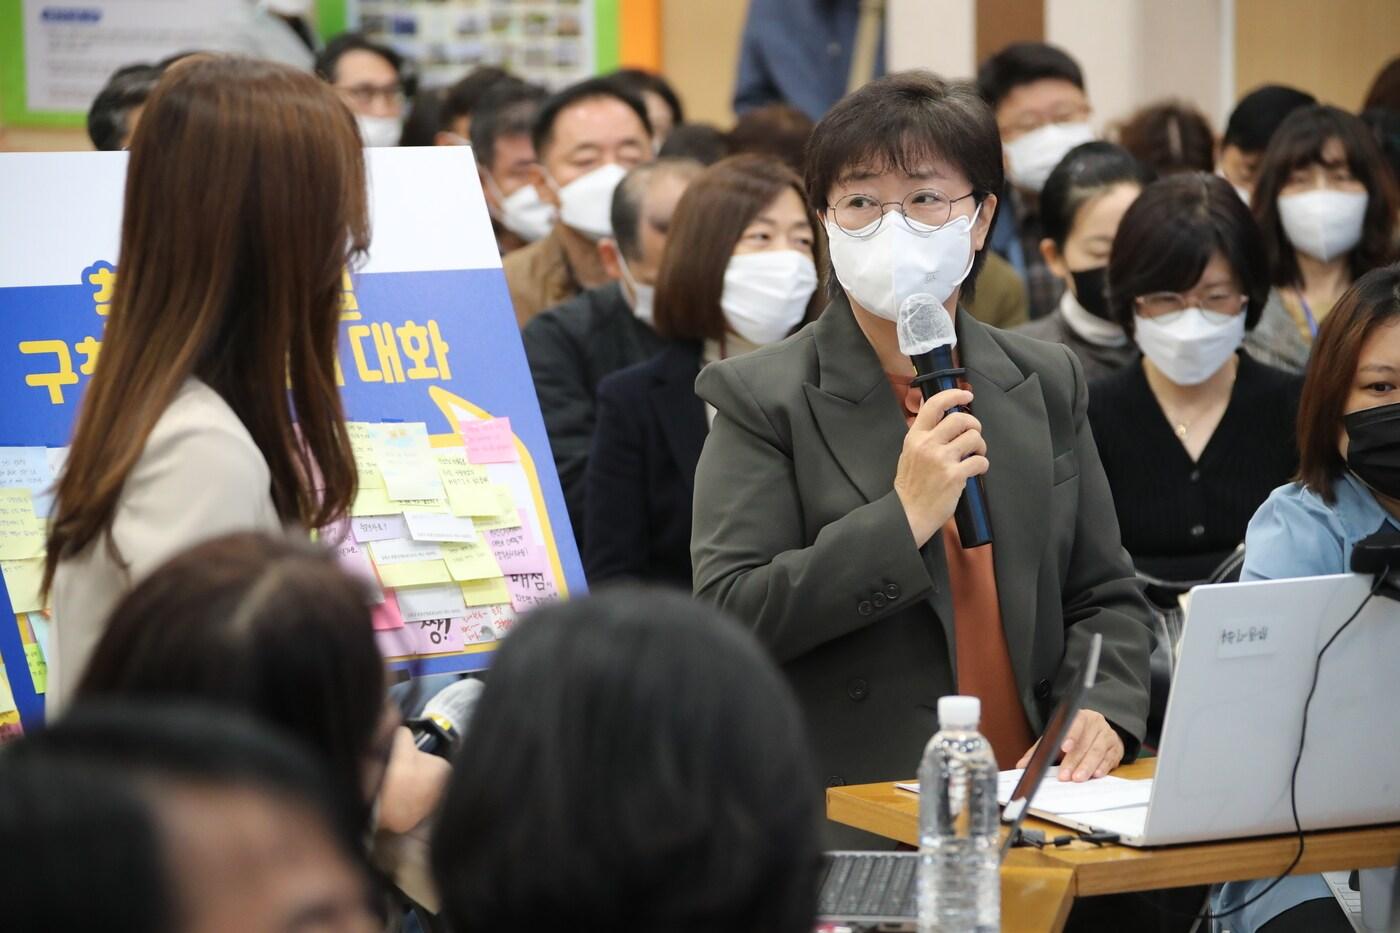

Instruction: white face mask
[355,113,400,148]
[721,250,818,346]
[486,174,555,243]
[615,250,655,326]
[1278,189,1369,262]
[1004,121,1096,193]
[825,207,980,321]
[551,162,628,240]
[1134,308,1245,386]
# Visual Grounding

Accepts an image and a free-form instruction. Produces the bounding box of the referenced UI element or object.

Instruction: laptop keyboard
[817,852,919,921]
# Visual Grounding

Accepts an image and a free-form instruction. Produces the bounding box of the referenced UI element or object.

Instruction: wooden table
[827,760,1400,933]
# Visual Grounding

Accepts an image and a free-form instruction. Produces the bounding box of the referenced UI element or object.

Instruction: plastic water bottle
[918,695,1000,932]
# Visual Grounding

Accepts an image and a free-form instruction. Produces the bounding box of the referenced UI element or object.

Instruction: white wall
[887,0,977,80]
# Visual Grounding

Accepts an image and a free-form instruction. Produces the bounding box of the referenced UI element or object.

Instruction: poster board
[0,1,620,128]
[0,146,586,733]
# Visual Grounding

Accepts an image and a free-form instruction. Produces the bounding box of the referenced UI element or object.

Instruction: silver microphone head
[897,292,957,356]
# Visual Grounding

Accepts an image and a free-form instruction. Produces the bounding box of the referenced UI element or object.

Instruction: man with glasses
[315,33,409,148]
[689,70,1153,846]
[978,42,1096,320]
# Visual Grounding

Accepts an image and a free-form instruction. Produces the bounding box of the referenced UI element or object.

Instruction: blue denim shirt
[732,0,883,121]
[1242,472,1400,581]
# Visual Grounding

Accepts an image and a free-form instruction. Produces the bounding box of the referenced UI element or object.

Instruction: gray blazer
[691,295,1153,793]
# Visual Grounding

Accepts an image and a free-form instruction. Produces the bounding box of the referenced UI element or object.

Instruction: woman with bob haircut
[429,587,823,933]
[584,154,821,587]
[1246,105,1399,373]
[44,55,368,708]
[1090,173,1301,597]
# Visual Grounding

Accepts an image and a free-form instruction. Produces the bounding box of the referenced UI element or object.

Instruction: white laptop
[1031,573,1400,847]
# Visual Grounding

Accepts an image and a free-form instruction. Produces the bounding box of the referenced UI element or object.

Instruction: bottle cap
[938,695,981,729]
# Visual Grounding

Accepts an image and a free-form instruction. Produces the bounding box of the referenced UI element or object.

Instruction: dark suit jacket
[522,282,667,548]
[585,342,707,590]
[692,295,1153,795]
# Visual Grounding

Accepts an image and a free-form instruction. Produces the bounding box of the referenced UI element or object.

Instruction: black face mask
[1069,266,1113,321]
[1344,402,1400,499]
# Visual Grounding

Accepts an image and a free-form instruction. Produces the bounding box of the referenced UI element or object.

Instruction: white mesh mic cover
[897,293,957,356]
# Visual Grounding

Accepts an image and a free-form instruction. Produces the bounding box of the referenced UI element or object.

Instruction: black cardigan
[1087,352,1302,583]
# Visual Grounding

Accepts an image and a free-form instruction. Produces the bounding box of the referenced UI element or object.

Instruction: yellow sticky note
[375,559,452,588]
[0,558,45,614]
[442,538,503,582]
[24,643,46,694]
[434,451,500,516]
[0,489,44,561]
[0,665,15,715]
[460,576,511,607]
[352,487,449,517]
[347,422,385,490]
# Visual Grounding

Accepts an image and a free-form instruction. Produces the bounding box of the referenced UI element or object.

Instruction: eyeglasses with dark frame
[827,189,979,239]
[1135,288,1248,322]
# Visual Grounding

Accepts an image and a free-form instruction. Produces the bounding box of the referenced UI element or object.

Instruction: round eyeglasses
[828,189,978,238]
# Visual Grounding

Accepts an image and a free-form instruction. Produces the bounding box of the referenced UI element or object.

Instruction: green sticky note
[24,643,45,694]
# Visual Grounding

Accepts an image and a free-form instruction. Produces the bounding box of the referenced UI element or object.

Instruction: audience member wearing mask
[978,42,1095,319]
[74,533,453,916]
[430,588,822,933]
[468,79,552,255]
[315,33,409,148]
[432,65,510,146]
[87,62,162,151]
[45,57,365,709]
[1017,142,1152,380]
[9,704,381,932]
[1116,100,1215,177]
[502,76,654,326]
[584,155,820,588]
[398,85,445,147]
[733,0,883,122]
[612,68,685,148]
[1218,267,1400,933]
[690,75,1152,844]
[1091,174,1300,597]
[524,159,702,544]
[1216,84,1316,204]
[1247,105,1399,373]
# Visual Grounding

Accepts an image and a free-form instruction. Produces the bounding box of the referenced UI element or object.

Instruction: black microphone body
[911,344,993,548]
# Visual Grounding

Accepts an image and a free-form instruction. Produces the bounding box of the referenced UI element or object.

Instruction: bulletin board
[0,1,620,128]
[0,146,587,734]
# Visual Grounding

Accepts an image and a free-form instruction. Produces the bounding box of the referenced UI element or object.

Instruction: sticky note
[24,643,46,694]
[403,512,477,543]
[0,489,44,561]
[374,423,447,501]
[442,538,503,582]
[28,614,51,668]
[0,447,55,517]
[369,537,443,565]
[0,665,15,715]
[376,560,452,588]
[460,576,511,607]
[507,571,559,614]
[472,492,524,531]
[346,422,385,490]
[371,591,405,631]
[411,618,468,655]
[352,487,449,517]
[1,558,46,614]
[460,604,517,644]
[460,417,519,464]
[351,514,409,543]
[376,623,416,657]
[396,583,468,623]
[327,532,384,603]
[434,451,501,516]
[486,526,547,575]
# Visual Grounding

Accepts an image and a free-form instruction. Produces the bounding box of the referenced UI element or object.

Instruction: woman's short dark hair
[75,533,387,830]
[1251,105,1399,289]
[1116,100,1215,177]
[1296,264,1400,502]
[1107,172,1269,334]
[430,587,823,933]
[1040,141,1154,248]
[804,70,1003,300]
[655,154,822,342]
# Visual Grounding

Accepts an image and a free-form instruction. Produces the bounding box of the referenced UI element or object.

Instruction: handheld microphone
[897,293,993,548]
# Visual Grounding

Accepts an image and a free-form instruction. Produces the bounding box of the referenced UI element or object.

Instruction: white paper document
[895,770,1153,818]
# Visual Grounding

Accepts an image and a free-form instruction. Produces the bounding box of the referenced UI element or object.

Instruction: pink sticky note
[375,620,415,658]
[460,417,519,464]
[410,617,468,655]
[506,571,559,615]
[330,533,384,603]
[486,526,548,575]
[371,590,405,631]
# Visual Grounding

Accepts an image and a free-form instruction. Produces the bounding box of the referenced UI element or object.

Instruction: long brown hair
[653,154,823,342]
[45,56,368,590]
[1296,264,1400,502]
